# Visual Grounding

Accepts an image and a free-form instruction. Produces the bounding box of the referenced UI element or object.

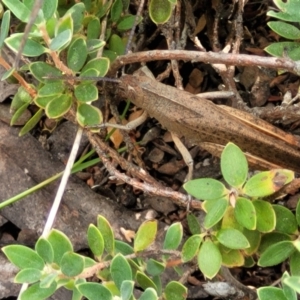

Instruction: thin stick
[125,0,145,54]
[41,127,83,237]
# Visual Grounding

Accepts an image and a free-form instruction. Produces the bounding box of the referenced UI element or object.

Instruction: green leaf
[42,0,58,20]
[46,94,72,118]
[258,232,291,254]
[149,0,172,24]
[74,83,98,102]
[65,3,85,33]
[34,95,57,108]
[61,252,85,277]
[282,271,297,300]
[117,15,141,31]
[136,271,157,290]
[258,241,295,267]
[273,204,298,234]
[216,228,250,249]
[35,238,54,264]
[46,229,73,265]
[267,0,300,22]
[253,200,276,232]
[257,287,288,300]
[29,62,62,83]
[110,253,132,290]
[5,33,48,56]
[146,259,165,276]
[265,42,300,61]
[198,240,222,279]
[50,29,72,51]
[219,247,244,267]
[203,197,228,229]
[111,0,123,22]
[2,0,31,22]
[242,229,261,256]
[243,169,294,198]
[19,108,43,136]
[103,49,118,63]
[97,215,115,255]
[290,251,300,276]
[20,281,57,300]
[15,268,42,284]
[183,178,228,200]
[0,10,10,49]
[221,206,243,230]
[2,245,44,270]
[140,288,158,300]
[87,224,104,258]
[234,197,256,230]
[181,234,202,262]
[11,87,31,112]
[38,82,65,96]
[67,37,88,71]
[283,276,300,294]
[134,220,157,252]
[120,280,134,300]
[87,18,101,40]
[81,57,110,77]
[164,281,187,300]
[221,142,248,188]
[10,102,31,126]
[296,199,300,227]
[187,213,201,234]
[109,34,125,56]
[56,13,73,36]
[115,240,134,256]
[163,223,183,250]
[268,21,300,40]
[77,282,112,300]
[76,103,103,127]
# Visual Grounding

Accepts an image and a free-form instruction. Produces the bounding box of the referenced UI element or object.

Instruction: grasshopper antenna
[124,0,145,55]
[13,0,44,70]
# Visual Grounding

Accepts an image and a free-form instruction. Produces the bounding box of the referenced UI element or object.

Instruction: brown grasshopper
[112,68,300,173]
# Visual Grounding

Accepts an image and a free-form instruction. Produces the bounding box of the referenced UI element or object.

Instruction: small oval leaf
[76,103,103,127]
[258,241,295,267]
[97,215,115,255]
[221,143,248,188]
[184,178,228,200]
[15,268,42,284]
[163,222,183,250]
[46,229,73,265]
[74,82,98,102]
[45,94,72,118]
[134,220,157,252]
[182,234,202,262]
[243,169,294,198]
[87,224,104,258]
[77,282,112,300]
[61,252,85,277]
[2,245,44,270]
[253,200,276,233]
[67,37,88,71]
[149,0,172,24]
[110,253,132,290]
[216,228,250,249]
[164,281,187,300]
[198,240,222,279]
[234,197,256,230]
[203,197,228,229]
